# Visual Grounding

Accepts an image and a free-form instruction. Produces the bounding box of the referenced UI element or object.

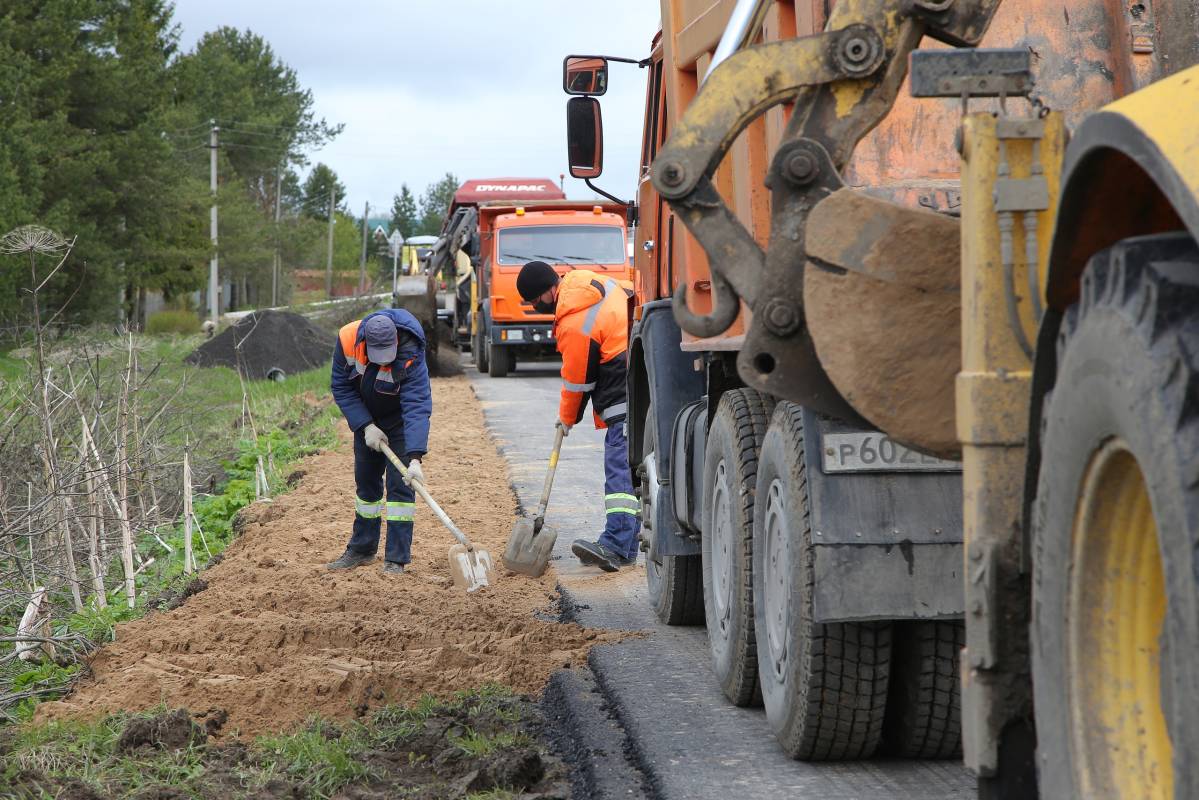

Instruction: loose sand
[38,375,622,736]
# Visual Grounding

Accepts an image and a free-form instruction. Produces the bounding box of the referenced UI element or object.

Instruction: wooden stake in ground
[116,334,137,608]
[183,440,195,575]
[81,415,135,607]
[81,430,107,609]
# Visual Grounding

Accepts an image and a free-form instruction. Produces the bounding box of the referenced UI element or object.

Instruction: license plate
[821,432,960,474]
[506,330,524,341]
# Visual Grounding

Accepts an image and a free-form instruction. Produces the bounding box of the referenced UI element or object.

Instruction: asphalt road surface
[469,358,977,800]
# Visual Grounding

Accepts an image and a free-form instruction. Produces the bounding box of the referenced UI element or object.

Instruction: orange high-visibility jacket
[554,270,634,429]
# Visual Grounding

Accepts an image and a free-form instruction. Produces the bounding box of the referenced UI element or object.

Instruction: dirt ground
[38,375,622,737]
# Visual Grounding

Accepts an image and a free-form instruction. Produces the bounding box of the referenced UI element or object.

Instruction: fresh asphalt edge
[479,376,655,799]
[540,667,652,800]
[539,582,654,799]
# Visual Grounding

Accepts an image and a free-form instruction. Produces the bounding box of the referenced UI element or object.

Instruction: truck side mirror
[567,97,603,179]
[563,55,609,96]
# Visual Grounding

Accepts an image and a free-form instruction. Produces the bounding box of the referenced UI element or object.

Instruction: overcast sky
[172,1,661,217]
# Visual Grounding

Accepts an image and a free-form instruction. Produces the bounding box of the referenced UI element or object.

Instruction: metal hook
[672,269,740,339]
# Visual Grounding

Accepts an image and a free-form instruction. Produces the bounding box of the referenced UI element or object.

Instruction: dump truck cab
[476,201,630,376]
[434,176,630,378]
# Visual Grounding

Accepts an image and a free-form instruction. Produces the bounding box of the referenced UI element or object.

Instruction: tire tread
[704,388,769,707]
[760,403,892,761]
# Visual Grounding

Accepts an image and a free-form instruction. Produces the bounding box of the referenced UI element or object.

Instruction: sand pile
[38,375,622,736]
[185,310,335,379]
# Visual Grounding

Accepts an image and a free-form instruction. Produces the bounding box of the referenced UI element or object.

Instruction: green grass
[255,721,378,796]
[145,309,201,335]
[449,729,528,757]
[1,688,542,800]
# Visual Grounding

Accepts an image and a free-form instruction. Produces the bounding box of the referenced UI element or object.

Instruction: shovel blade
[449,543,495,592]
[502,519,557,577]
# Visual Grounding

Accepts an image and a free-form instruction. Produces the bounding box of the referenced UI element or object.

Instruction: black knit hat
[516,260,559,301]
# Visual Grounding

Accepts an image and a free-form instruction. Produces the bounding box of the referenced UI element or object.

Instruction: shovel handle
[379,443,473,551]
[534,425,566,519]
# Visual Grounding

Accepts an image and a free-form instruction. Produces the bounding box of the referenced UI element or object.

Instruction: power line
[219,126,293,140]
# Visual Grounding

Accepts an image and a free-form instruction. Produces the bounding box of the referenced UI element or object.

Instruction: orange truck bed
[642,0,1181,350]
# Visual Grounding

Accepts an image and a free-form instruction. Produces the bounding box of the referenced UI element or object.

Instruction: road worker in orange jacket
[516,260,641,572]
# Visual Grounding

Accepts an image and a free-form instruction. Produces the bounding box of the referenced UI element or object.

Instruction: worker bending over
[328,310,432,575]
[517,260,640,572]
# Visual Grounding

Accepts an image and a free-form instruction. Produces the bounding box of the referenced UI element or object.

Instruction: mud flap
[800,407,965,622]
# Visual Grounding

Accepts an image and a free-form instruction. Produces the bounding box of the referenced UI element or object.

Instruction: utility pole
[272,168,282,307]
[208,122,219,324]
[359,200,369,295]
[325,185,336,299]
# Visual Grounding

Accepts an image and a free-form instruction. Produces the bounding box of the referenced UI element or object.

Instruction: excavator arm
[654,0,1004,419]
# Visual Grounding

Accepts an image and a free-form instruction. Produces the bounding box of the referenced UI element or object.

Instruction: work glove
[403,459,425,487]
[556,420,572,437]
[363,423,388,453]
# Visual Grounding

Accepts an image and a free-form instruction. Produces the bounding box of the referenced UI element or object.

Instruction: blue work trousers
[347,426,416,564]
[597,424,641,559]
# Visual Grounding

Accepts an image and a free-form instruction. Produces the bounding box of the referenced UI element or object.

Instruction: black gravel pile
[185,310,335,380]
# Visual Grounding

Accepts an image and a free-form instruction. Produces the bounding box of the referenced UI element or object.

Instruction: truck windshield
[497,225,625,266]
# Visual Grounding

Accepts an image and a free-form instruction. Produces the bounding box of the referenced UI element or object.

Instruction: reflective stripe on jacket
[330,309,432,457]
[553,270,633,429]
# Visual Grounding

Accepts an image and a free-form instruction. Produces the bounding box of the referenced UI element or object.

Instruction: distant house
[367,216,394,243]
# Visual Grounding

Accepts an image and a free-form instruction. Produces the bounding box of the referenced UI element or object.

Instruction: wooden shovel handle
[378,443,474,551]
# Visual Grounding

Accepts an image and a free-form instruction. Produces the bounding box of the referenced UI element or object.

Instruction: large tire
[753,402,892,760]
[473,325,489,374]
[1032,232,1199,800]
[882,620,963,759]
[642,405,704,626]
[702,388,769,707]
[487,340,510,378]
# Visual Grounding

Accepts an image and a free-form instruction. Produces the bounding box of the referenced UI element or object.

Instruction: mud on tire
[1032,232,1199,799]
[701,388,770,706]
[753,402,891,760]
[882,620,963,759]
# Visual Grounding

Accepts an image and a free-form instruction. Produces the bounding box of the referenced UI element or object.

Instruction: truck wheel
[753,402,891,760]
[487,341,509,378]
[882,620,963,758]
[642,404,704,625]
[473,327,489,374]
[701,388,769,706]
[1032,232,1199,800]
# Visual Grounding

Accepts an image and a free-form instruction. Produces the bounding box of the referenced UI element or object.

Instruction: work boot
[326,549,374,570]
[613,551,637,568]
[383,561,406,575]
[571,539,621,573]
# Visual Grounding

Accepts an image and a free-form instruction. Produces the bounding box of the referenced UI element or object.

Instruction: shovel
[379,443,496,593]
[502,424,565,577]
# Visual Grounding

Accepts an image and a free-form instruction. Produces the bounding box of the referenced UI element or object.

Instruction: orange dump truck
[436,178,630,377]
[565,0,1199,797]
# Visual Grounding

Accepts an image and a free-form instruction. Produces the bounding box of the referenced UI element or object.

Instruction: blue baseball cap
[363,315,398,364]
